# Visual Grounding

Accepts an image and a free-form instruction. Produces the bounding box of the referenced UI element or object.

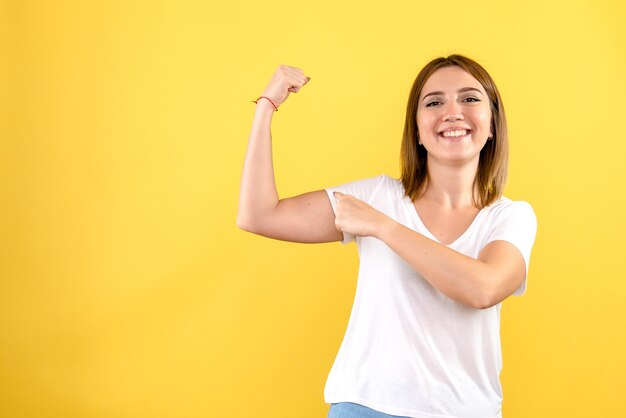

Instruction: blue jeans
[327,402,410,418]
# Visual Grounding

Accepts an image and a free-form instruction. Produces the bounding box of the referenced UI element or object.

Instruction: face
[416,66,493,165]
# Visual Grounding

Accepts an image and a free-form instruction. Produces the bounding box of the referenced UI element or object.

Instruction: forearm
[237,100,280,229]
[376,218,492,309]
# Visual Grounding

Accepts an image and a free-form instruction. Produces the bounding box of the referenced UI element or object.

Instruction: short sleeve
[484,201,538,296]
[324,174,386,244]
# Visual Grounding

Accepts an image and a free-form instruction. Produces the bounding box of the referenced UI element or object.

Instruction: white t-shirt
[324,174,537,418]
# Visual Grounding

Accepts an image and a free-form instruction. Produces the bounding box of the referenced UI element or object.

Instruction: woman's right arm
[236,65,343,243]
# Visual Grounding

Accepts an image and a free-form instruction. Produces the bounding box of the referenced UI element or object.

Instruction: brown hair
[399,54,508,208]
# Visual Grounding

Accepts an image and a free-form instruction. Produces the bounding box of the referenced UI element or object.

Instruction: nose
[442,101,464,121]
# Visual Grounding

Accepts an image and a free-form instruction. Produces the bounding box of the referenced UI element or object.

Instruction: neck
[422,158,479,209]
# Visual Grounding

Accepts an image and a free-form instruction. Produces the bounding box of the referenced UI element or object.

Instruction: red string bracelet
[251,96,278,111]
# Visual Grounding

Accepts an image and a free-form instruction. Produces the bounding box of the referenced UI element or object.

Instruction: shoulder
[377,174,405,193]
[485,196,534,213]
[483,197,537,226]
[369,174,409,201]
[325,174,396,202]
[344,173,401,192]
[325,174,404,200]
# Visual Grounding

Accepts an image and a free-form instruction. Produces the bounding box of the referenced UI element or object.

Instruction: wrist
[254,99,276,114]
[252,96,279,112]
[375,215,399,241]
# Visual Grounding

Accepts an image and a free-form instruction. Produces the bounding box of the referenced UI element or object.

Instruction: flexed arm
[237,66,342,243]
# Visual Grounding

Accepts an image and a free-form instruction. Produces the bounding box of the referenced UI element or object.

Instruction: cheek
[416,113,435,135]
[469,108,492,131]
[479,106,492,123]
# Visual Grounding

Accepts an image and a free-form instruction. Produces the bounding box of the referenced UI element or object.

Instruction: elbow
[236,211,255,232]
[474,272,522,309]
[236,219,248,231]
[473,286,508,310]
[473,297,496,310]
[472,277,498,310]
[238,205,276,234]
[236,216,255,233]
[237,211,266,234]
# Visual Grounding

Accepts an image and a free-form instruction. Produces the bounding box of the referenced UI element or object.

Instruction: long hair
[399,54,508,208]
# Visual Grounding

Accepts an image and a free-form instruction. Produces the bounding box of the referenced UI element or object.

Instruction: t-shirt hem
[325,394,502,418]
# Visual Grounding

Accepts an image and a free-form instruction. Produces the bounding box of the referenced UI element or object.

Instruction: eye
[463,97,480,102]
[425,101,441,107]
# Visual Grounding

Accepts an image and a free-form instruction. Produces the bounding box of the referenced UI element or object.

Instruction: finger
[290,75,309,90]
[286,66,306,79]
[280,66,307,82]
[333,191,344,198]
[285,70,309,87]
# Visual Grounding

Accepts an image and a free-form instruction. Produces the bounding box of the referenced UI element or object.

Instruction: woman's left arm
[377,220,525,309]
[332,191,526,309]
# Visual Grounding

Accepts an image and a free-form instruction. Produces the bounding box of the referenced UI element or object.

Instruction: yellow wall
[1,1,625,417]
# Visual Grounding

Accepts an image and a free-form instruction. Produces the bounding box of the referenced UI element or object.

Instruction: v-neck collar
[403,194,486,247]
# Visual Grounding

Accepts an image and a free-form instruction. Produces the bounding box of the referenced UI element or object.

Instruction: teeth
[441,130,468,137]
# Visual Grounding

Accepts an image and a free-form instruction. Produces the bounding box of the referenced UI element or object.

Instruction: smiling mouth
[438,129,471,139]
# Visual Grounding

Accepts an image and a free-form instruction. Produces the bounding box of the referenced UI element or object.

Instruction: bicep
[241,190,343,243]
[478,240,527,305]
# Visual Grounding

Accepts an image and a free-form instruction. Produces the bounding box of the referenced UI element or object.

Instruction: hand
[260,65,311,108]
[332,191,392,239]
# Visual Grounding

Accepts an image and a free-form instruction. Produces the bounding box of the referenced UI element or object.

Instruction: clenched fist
[332,191,392,239]
[259,65,311,109]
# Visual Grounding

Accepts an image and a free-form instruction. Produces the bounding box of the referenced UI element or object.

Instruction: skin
[332,66,526,309]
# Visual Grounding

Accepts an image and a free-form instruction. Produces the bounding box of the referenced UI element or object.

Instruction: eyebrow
[422,87,484,101]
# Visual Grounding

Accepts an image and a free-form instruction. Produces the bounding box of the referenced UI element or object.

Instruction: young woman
[237,55,537,418]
